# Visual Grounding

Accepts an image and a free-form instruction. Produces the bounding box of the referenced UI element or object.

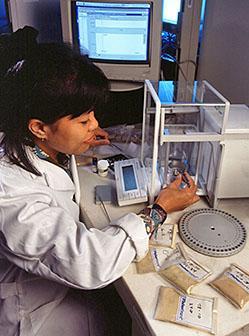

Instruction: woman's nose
[89,112,99,131]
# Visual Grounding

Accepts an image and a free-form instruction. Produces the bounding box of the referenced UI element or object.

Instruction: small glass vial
[97,159,109,177]
[92,157,98,173]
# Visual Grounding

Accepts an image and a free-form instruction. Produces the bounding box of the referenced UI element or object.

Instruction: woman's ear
[28,119,47,141]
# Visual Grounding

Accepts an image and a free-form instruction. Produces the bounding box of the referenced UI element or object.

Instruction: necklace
[32,144,71,177]
[32,145,50,159]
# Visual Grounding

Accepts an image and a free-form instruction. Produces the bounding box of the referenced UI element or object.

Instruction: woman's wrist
[152,203,168,223]
[138,203,167,236]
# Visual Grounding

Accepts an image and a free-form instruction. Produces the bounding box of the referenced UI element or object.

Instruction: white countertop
[121,199,249,336]
[77,164,249,336]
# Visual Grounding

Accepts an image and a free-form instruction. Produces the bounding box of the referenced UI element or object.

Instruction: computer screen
[60,0,162,89]
[162,0,181,25]
[73,2,150,62]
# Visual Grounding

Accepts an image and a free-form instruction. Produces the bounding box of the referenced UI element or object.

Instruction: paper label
[176,295,214,331]
[178,259,209,281]
[160,243,186,270]
[225,265,249,293]
[151,224,174,246]
[150,247,172,271]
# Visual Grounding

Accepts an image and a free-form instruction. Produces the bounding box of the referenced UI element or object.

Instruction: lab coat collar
[70,155,81,204]
[27,147,77,193]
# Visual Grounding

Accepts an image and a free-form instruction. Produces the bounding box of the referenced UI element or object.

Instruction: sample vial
[92,157,98,173]
[97,159,109,177]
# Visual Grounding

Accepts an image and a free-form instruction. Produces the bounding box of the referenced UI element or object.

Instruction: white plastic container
[97,160,109,177]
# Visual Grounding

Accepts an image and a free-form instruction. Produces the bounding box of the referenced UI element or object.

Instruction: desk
[77,165,249,336]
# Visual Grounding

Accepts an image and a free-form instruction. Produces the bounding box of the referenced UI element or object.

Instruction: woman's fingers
[89,138,110,146]
[169,174,182,189]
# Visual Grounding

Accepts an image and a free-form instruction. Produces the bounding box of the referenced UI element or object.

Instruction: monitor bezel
[60,0,162,84]
[71,1,151,65]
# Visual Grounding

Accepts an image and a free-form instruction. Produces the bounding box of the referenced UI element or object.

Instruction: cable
[175,59,197,82]
[161,55,197,82]
[98,196,111,223]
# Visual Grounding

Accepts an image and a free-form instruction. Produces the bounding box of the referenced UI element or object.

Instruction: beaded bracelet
[138,203,167,236]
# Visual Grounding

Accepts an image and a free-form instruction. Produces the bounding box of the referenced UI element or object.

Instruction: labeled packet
[150,223,177,248]
[136,246,173,273]
[210,264,249,309]
[136,246,179,273]
[154,287,217,335]
[160,242,188,270]
[159,243,212,294]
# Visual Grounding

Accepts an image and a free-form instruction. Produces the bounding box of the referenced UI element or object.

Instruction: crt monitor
[162,0,181,25]
[60,0,162,88]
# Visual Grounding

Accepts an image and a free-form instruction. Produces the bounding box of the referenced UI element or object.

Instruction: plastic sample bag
[210,264,249,309]
[155,287,217,334]
[136,246,173,274]
[159,243,212,294]
[150,223,177,248]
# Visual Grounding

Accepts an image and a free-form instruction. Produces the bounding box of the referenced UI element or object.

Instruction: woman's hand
[90,127,110,146]
[155,172,200,213]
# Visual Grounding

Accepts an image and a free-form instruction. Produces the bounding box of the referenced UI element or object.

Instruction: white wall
[197,0,249,104]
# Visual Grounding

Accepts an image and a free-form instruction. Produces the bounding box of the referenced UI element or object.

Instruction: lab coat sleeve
[1,191,149,289]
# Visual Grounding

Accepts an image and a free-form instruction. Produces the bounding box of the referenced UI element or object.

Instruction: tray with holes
[179,208,247,257]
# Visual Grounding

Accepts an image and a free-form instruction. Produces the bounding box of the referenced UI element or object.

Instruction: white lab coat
[0,148,149,336]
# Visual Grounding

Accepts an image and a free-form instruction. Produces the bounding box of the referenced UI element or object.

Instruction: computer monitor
[60,0,162,90]
[162,0,181,25]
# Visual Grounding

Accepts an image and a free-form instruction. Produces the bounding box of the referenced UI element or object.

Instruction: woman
[0,34,199,335]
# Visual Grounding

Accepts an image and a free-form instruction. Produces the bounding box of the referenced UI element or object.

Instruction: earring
[41,137,45,142]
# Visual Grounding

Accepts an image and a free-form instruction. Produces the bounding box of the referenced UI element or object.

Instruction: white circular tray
[179,208,247,257]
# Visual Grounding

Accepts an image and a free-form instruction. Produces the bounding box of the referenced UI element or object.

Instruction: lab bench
[77,165,249,336]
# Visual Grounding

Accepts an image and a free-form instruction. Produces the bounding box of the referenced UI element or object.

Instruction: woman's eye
[81,120,88,125]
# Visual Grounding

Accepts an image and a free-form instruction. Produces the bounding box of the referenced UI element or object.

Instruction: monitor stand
[110,80,144,92]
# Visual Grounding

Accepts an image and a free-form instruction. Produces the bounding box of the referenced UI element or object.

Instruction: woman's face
[41,111,99,157]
